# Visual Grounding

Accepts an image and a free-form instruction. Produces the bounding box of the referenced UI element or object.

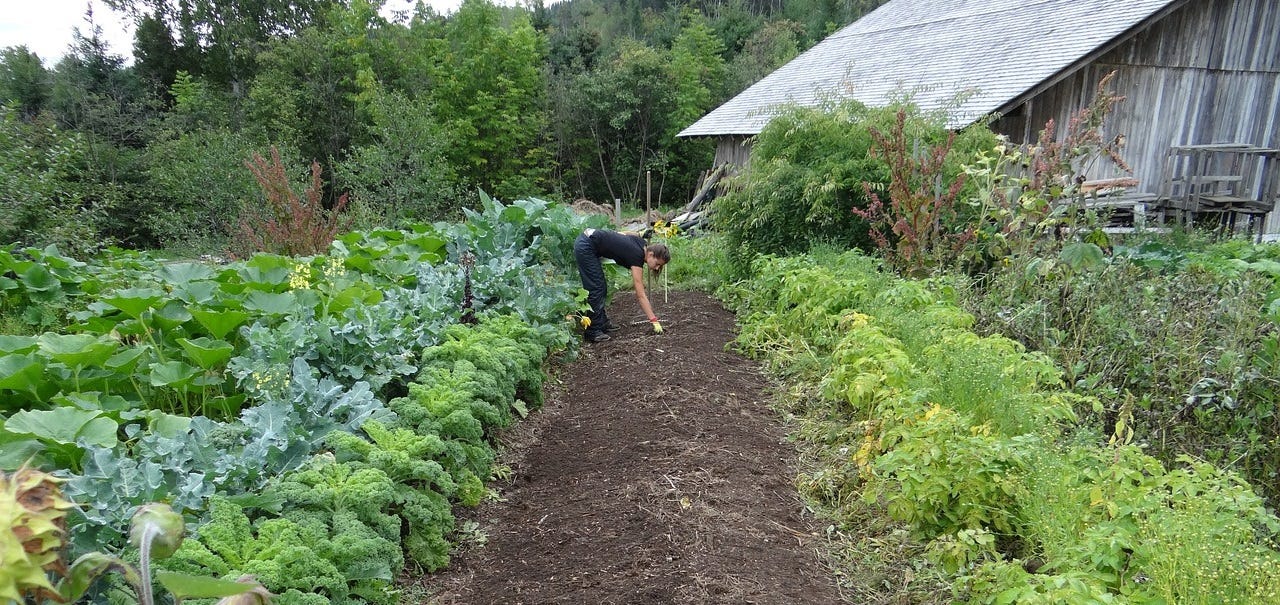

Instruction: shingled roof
[678,0,1186,137]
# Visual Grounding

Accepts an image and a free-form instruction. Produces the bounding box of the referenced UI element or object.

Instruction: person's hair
[645,242,670,274]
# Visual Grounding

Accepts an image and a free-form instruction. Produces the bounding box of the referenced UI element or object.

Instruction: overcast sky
[0,0,465,66]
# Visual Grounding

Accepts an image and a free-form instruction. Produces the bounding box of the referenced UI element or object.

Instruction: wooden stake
[646,170,652,226]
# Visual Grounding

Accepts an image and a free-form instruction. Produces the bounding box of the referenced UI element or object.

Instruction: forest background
[0,0,887,257]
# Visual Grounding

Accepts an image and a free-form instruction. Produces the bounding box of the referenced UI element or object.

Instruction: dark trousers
[574,233,609,336]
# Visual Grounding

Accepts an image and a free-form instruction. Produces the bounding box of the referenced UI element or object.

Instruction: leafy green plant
[957,71,1130,267]
[960,249,1279,502]
[1129,458,1280,603]
[3,195,585,597]
[0,245,97,335]
[869,405,1036,539]
[326,422,458,572]
[728,246,1280,604]
[165,497,339,605]
[1,407,117,472]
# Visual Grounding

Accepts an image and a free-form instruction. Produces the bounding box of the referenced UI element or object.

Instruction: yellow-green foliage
[820,314,915,415]
[271,457,404,601]
[918,332,1071,437]
[871,404,1037,537]
[730,249,1280,604]
[1131,459,1280,604]
[420,315,549,419]
[326,422,460,571]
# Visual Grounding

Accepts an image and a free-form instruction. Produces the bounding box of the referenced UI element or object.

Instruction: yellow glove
[650,319,663,334]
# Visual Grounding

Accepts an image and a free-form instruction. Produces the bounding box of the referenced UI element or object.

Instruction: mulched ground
[416,290,843,604]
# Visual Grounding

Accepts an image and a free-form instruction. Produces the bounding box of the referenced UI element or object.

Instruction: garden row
[724,250,1280,603]
[1,196,605,603]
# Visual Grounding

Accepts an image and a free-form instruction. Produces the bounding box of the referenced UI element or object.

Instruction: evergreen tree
[0,47,51,119]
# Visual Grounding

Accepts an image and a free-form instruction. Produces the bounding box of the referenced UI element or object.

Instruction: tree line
[0,0,886,255]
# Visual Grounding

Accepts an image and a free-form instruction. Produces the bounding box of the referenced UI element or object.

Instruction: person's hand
[650,318,663,334]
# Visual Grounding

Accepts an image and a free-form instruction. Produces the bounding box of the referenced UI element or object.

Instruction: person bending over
[573,228,669,343]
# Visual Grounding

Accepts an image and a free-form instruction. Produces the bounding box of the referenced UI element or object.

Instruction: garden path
[416,290,842,604]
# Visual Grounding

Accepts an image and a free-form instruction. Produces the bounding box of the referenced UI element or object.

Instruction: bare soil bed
[416,290,842,604]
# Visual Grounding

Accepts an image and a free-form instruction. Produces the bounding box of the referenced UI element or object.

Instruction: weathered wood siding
[994,0,1280,234]
[713,135,754,168]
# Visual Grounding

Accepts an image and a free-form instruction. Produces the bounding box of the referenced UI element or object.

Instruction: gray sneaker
[586,332,611,343]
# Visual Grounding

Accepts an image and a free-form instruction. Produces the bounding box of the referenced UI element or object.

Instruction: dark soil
[417,290,843,604]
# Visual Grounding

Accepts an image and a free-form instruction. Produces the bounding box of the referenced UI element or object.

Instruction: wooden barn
[678,0,1280,236]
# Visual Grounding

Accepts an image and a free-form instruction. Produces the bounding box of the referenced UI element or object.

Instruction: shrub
[711,99,887,273]
[143,128,265,254]
[714,100,996,276]
[334,91,469,226]
[0,108,107,255]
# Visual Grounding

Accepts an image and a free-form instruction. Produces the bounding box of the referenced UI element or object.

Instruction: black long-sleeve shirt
[587,229,646,268]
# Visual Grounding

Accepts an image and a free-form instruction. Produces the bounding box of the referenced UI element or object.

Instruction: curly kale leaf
[400,487,454,571]
[420,317,548,417]
[284,508,402,603]
[329,421,457,495]
[165,498,346,599]
[274,455,401,541]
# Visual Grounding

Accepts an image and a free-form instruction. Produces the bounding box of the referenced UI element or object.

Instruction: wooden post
[614,199,622,227]
[646,170,652,226]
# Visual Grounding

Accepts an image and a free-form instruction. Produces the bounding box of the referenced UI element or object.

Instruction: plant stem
[137,523,158,605]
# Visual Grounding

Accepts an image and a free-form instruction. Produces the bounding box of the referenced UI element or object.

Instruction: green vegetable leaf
[147,411,193,438]
[20,265,60,292]
[178,337,234,370]
[158,262,218,284]
[154,572,259,600]
[171,280,220,305]
[105,347,147,373]
[37,333,119,369]
[54,392,144,420]
[0,353,43,394]
[0,432,43,470]
[327,285,384,315]
[5,407,118,448]
[0,335,38,354]
[102,288,166,319]
[1059,242,1105,271]
[190,307,249,340]
[152,301,194,329]
[149,361,201,390]
[243,291,298,316]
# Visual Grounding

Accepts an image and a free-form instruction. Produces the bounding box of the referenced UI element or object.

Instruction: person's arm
[631,266,661,332]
